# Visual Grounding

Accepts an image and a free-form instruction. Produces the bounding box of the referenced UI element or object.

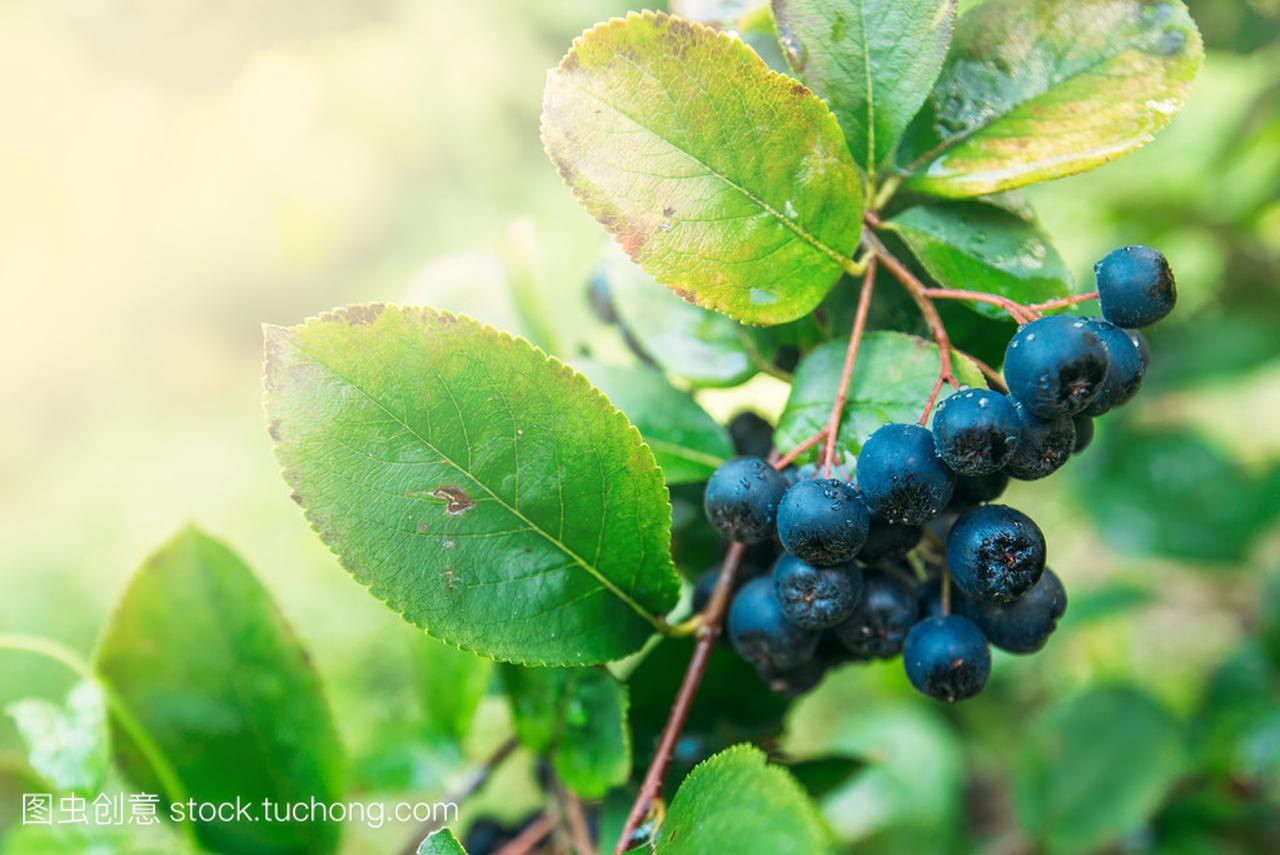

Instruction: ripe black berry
[856,424,955,526]
[1003,401,1075,481]
[728,411,774,459]
[1004,315,1111,419]
[949,471,1009,511]
[1096,245,1177,328]
[833,570,919,659]
[958,568,1067,653]
[903,615,991,702]
[727,577,819,670]
[756,659,827,696]
[704,457,790,544]
[773,554,864,630]
[1128,328,1151,373]
[857,509,924,564]
[777,479,869,566]
[1083,319,1145,415]
[932,388,1022,475]
[947,504,1046,603]
[1072,415,1094,454]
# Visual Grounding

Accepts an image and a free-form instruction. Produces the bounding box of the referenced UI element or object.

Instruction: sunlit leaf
[901,0,1204,197]
[542,11,863,324]
[6,681,107,795]
[266,305,681,666]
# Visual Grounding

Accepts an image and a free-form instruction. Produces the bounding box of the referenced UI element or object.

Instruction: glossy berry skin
[704,457,790,544]
[1004,401,1076,481]
[949,471,1009,511]
[958,569,1067,654]
[858,511,923,564]
[1084,319,1145,415]
[1128,328,1151,373]
[932,388,1022,475]
[856,424,955,526]
[729,411,774,459]
[833,571,919,659]
[1072,415,1094,454]
[1096,245,1177,328]
[777,479,869,566]
[773,554,864,630]
[727,577,819,670]
[947,504,1046,603]
[903,615,991,703]
[1004,315,1111,419]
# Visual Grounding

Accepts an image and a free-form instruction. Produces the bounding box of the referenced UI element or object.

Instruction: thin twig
[400,737,520,855]
[941,568,952,617]
[495,811,558,855]
[1027,291,1100,312]
[614,542,748,853]
[954,348,1008,393]
[773,430,828,470]
[554,774,597,855]
[916,288,1035,324]
[821,258,877,476]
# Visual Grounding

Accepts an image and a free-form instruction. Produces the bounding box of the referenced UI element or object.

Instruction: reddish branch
[918,288,1036,324]
[772,430,827,470]
[400,737,519,855]
[1028,291,1100,312]
[821,258,877,476]
[614,542,748,853]
[496,812,558,855]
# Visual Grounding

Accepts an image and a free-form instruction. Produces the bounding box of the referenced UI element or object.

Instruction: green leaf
[265,305,680,666]
[901,0,1204,197]
[95,526,345,855]
[500,666,630,798]
[1193,642,1280,781]
[412,635,493,744]
[775,331,986,465]
[1015,685,1185,854]
[772,0,956,171]
[885,202,1073,319]
[417,828,468,855]
[605,256,765,388]
[577,360,733,484]
[654,744,832,854]
[542,11,863,325]
[6,681,107,794]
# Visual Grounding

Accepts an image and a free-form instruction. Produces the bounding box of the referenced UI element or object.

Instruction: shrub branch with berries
[255,1,1204,852]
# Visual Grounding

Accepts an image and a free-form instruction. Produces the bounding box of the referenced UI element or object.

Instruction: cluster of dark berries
[702,246,1174,702]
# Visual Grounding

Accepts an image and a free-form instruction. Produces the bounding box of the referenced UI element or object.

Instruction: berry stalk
[821,257,878,476]
[614,542,748,853]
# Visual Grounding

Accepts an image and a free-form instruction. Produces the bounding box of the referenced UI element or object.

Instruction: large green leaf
[412,635,493,744]
[1015,686,1185,854]
[500,666,630,798]
[542,11,863,325]
[900,0,1204,197]
[775,331,986,465]
[605,255,764,388]
[772,0,956,172]
[577,360,733,484]
[265,305,680,666]
[6,681,107,794]
[95,527,345,855]
[885,201,1073,319]
[654,744,832,854]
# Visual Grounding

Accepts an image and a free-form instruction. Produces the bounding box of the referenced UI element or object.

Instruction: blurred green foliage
[1,0,1278,853]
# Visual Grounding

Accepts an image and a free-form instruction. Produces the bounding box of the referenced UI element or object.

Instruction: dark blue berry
[949,471,1010,511]
[856,424,955,526]
[947,504,1046,603]
[1128,328,1151,373]
[858,510,923,564]
[773,554,864,630]
[777,479,869,566]
[727,577,819,669]
[932,388,1022,475]
[915,576,969,620]
[1072,415,1094,454]
[1005,315,1111,419]
[586,266,618,324]
[729,411,774,459]
[756,659,827,696]
[1096,245,1176,328]
[704,457,790,544]
[833,571,919,659]
[1003,401,1075,481]
[958,569,1067,653]
[903,615,991,702]
[1083,319,1145,415]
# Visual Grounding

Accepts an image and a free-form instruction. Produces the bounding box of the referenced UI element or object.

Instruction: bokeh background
[2,1,1278,852]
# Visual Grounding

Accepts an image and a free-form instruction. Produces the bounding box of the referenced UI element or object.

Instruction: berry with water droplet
[1083,319,1145,414]
[832,570,919,659]
[1096,245,1177,328]
[1004,401,1075,481]
[932,388,1022,475]
[773,553,864,630]
[704,457,790,544]
[856,424,955,526]
[1005,315,1111,419]
[903,615,991,702]
[777,478,868,566]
